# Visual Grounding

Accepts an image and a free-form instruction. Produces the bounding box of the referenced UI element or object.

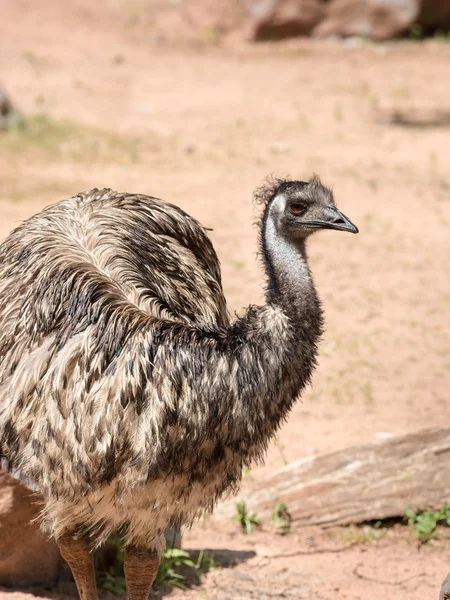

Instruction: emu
[0,177,357,599]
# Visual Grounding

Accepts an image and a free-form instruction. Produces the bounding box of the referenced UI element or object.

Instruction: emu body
[0,179,357,599]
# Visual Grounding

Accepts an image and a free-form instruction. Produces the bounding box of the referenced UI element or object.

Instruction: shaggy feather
[0,183,325,550]
[254,173,330,211]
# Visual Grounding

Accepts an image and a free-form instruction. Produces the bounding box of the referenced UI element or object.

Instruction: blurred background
[1,1,450,599]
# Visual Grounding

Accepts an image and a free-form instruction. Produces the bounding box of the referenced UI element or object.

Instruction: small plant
[270,502,292,534]
[341,522,386,544]
[101,570,127,596]
[233,500,260,535]
[195,549,219,572]
[155,548,195,590]
[406,504,450,543]
[433,29,450,41]
[155,547,218,590]
[98,534,126,596]
[409,23,423,39]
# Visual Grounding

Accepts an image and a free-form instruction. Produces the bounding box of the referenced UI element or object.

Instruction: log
[214,428,450,526]
[0,471,63,586]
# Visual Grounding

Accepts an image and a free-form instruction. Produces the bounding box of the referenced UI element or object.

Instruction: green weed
[341,522,386,544]
[156,547,218,590]
[409,23,423,39]
[154,548,196,590]
[233,500,260,535]
[98,534,126,596]
[270,502,292,534]
[408,23,450,41]
[406,504,450,542]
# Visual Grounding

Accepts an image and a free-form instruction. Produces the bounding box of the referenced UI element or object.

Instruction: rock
[314,0,420,40]
[181,0,248,35]
[245,0,326,41]
[419,0,450,30]
[0,471,62,587]
[214,428,450,527]
[181,0,325,41]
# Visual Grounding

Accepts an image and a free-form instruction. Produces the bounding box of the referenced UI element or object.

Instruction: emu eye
[289,203,306,215]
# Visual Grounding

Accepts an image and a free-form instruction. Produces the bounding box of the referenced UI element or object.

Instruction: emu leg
[57,531,99,600]
[124,545,161,600]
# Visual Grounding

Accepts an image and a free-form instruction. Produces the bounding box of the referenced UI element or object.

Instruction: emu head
[257,175,358,241]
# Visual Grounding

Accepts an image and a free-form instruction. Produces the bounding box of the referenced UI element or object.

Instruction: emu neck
[262,212,320,331]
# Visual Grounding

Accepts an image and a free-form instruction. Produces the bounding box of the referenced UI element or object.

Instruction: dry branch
[214,428,450,526]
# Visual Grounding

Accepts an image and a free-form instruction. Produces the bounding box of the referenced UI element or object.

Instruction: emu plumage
[0,178,357,599]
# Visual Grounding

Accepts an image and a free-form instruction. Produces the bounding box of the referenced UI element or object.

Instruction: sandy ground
[1,1,450,599]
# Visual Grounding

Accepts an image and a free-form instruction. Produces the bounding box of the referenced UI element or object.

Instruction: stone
[0,471,62,587]
[419,0,450,30]
[181,0,248,35]
[314,0,420,40]
[245,0,326,41]
[214,428,450,527]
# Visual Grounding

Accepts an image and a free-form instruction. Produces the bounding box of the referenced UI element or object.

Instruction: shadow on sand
[153,548,257,598]
[0,548,256,599]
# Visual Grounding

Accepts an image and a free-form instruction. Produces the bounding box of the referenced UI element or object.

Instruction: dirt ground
[1,1,450,599]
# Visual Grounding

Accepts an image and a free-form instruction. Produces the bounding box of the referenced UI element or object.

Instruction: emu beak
[307,206,359,234]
